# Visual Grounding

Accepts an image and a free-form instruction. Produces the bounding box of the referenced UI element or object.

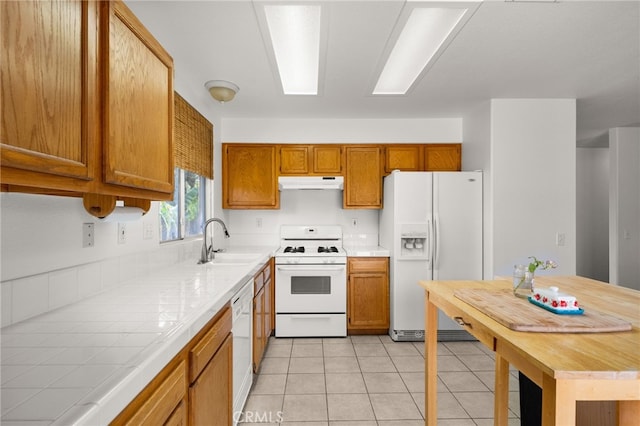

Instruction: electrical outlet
[256,218,263,228]
[83,223,94,248]
[118,223,127,244]
[555,232,565,246]
[143,222,154,240]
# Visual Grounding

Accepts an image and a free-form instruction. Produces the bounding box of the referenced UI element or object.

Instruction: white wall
[490,99,577,278]
[218,118,464,247]
[463,101,492,278]
[576,148,609,281]
[0,193,202,326]
[609,127,640,289]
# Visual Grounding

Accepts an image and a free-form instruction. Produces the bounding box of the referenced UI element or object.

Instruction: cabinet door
[263,276,273,342]
[280,145,309,175]
[343,146,382,209]
[253,286,265,372]
[189,333,233,426]
[102,1,173,194]
[223,144,279,209]
[0,0,97,187]
[347,258,389,333]
[112,360,187,426]
[385,145,422,173]
[424,144,461,171]
[312,145,342,175]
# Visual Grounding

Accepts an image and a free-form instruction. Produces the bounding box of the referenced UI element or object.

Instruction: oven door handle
[277,266,345,271]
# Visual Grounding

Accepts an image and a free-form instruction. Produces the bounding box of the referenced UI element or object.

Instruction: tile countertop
[0,246,276,426]
[344,246,390,257]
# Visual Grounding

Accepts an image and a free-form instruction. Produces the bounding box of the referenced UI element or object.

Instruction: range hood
[278,176,344,191]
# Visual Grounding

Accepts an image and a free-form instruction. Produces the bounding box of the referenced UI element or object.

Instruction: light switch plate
[83,223,94,248]
[118,223,126,244]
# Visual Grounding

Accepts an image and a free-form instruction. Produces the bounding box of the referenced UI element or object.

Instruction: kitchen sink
[199,252,264,266]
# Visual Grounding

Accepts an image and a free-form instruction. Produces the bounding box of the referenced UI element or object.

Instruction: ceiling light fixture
[204,80,239,103]
[373,6,470,95]
[263,4,321,95]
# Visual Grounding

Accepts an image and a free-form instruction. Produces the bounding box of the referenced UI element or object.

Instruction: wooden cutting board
[454,288,633,333]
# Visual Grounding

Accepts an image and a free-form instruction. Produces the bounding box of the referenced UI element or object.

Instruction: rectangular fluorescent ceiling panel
[373,7,468,95]
[264,5,321,95]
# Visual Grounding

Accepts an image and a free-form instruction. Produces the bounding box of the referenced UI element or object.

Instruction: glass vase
[514,271,534,299]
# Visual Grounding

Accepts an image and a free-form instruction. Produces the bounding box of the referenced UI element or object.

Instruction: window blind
[174,93,213,179]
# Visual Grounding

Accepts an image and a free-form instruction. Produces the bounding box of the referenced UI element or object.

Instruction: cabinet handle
[454,316,472,328]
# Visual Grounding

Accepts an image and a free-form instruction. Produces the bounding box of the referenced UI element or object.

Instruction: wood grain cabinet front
[347,257,390,334]
[252,259,273,372]
[0,0,98,189]
[1,0,174,203]
[424,144,461,171]
[279,144,342,176]
[223,144,279,209]
[111,304,232,426]
[343,146,383,209]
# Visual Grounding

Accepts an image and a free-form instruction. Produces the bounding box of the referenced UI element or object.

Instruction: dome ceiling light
[204,80,239,103]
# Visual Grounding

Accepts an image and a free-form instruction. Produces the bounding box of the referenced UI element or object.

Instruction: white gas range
[275,225,347,337]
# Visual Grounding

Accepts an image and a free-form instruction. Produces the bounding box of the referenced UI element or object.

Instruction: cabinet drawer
[122,360,186,426]
[432,296,494,349]
[348,257,388,273]
[189,306,232,383]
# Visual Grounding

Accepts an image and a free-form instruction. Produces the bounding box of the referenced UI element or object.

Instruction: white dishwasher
[232,279,253,422]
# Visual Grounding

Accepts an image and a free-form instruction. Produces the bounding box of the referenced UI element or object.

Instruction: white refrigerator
[379,170,483,341]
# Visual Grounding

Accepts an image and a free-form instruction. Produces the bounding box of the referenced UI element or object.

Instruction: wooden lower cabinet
[189,334,233,426]
[347,257,390,334]
[111,304,232,426]
[252,259,273,372]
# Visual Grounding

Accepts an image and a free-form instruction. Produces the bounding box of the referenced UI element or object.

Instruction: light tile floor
[239,335,521,425]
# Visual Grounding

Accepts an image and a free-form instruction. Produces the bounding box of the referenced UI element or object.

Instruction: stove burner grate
[284,246,305,253]
[318,246,339,253]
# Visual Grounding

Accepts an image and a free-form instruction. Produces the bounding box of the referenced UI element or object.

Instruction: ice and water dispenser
[399,224,428,258]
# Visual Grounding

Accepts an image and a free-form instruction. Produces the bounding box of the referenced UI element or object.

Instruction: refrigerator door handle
[427,217,434,266]
[433,214,441,268]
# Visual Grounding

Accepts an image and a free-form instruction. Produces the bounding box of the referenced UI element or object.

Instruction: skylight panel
[373,7,468,95]
[264,5,321,95]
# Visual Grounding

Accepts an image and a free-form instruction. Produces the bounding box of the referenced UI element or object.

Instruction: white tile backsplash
[12,275,49,323]
[77,262,101,299]
[48,269,79,310]
[1,281,12,327]
[1,239,201,329]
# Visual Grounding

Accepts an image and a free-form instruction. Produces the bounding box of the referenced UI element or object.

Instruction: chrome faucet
[199,218,230,264]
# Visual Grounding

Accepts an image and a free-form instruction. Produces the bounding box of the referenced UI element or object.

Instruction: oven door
[275,264,346,313]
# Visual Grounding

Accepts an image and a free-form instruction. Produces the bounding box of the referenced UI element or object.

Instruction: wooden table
[419,276,640,426]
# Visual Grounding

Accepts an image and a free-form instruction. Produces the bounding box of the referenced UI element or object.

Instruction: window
[160,168,208,242]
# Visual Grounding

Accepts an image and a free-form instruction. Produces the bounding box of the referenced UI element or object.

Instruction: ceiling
[126,0,639,147]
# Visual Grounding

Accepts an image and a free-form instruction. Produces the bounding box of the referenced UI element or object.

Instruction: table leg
[541,375,576,426]
[619,400,640,425]
[425,295,438,426]
[494,353,509,426]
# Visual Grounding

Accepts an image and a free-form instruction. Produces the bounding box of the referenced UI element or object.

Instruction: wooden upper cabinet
[0,0,98,188]
[384,145,423,174]
[223,144,279,209]
[1,0,174,201]
[343,146,382,209]
[279,145,310,175]
[424,143,461,171]
[312,145,342,174]
[102,1,174,195]
[279,144,342,175]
